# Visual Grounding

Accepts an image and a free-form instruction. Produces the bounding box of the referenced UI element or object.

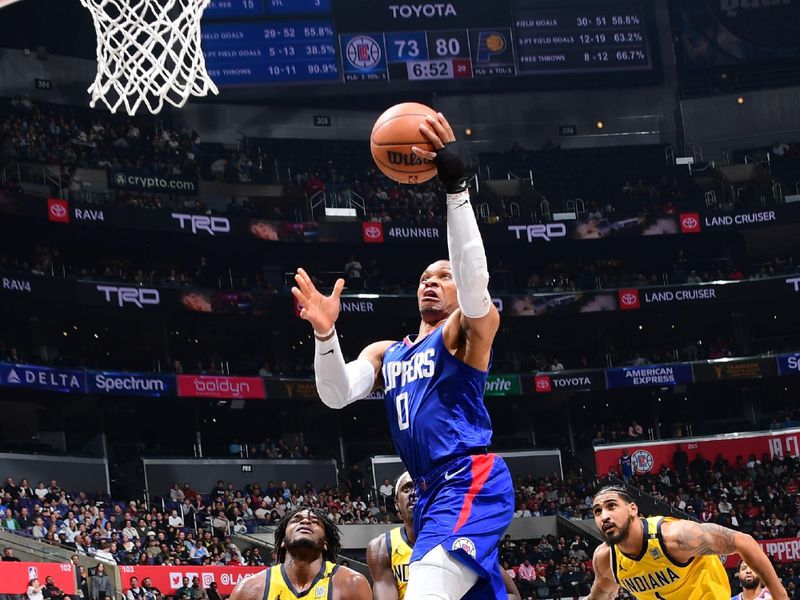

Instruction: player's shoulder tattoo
[672,521,737,555]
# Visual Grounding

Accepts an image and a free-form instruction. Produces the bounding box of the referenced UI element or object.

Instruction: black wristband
[434,142,469,194]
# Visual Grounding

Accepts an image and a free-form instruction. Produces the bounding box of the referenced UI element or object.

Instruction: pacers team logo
[631,449,654,473]
[346,35,381,69]
[452,537,477,558]
[476,31,507,62]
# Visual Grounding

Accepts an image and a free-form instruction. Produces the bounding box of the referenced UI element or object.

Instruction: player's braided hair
[274,508,341,563]
[592,484,635,504]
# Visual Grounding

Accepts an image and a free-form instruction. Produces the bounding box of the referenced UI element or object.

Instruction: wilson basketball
[370,102,438,184]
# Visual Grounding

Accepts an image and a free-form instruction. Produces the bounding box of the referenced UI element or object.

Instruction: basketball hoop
[79,0,219,115]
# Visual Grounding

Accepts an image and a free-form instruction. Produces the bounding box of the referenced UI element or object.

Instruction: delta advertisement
[0,562,76,594]
[119,565,265,595]
[594,427,800,476]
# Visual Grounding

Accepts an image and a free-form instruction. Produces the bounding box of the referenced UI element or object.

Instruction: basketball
[370,102,439,184]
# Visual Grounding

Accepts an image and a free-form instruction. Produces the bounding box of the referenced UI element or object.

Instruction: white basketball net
[79,0,218,115]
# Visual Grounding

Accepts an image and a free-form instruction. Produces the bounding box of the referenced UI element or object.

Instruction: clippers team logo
[362,221,384,243]
[534,375,552,393]
[47,198,69,223]
[618,288,640,310]
[346,35,381,69]
[680,212,701,234]
[631,449,654,473]
[452,537,477,559]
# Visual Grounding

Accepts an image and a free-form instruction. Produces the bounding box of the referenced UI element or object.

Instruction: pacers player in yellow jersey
[229,508,371,600]
[367,472,520,600]
[587,485,788,600]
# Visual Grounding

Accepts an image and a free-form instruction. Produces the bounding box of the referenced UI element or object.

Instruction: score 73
[386,31,429,62]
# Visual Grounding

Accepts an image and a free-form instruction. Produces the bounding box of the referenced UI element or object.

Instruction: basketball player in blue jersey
[367,471,521,600]
[587,486,787,600]
[292,112,514,599]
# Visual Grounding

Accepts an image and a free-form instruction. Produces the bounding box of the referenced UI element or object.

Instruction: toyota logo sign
[50,204,66,218]
[621,293,637,306]
[682,216,697,229]
[536,379,549,389]
[364,226,381,239]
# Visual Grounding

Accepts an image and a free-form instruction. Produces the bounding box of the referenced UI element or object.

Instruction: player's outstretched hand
[413,112,468,194]
[291,268,345,334]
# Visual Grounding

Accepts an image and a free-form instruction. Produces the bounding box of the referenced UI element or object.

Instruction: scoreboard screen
[201,0,655,87]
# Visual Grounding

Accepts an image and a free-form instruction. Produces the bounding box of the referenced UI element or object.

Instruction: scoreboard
[201,0,654,87]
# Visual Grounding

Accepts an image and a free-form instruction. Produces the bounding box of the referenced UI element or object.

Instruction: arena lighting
[737,96,745,105]
[357,293,380,299]
[465,128,473,136]
[596,121,604,129]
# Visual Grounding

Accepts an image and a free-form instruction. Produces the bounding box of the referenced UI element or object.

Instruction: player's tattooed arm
[664,520,789,600]
[665,521,738,556]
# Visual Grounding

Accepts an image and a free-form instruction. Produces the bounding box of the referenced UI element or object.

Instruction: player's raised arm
[661,521,788,600]
[586,544,620,600]
[292,268,391,409]
[413,113,499,368]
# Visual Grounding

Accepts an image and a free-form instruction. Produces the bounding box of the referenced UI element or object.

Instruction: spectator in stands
[673,444,689,482]
[192,578,208,600]
[205,583,221,600]
[32,517,46,539]
[2,508,20,530]
[628,420,644,440]
[126,577,143,600]
[619,449,634,483]
[34,482,48,501]
[176,577,192,599]
[517,559,537,596]
[26,579,43,600]
[169,483,185,503]
[2,546,20,561]
[42,576,63,600]
[89,563,112,600]
[141,578,161,600]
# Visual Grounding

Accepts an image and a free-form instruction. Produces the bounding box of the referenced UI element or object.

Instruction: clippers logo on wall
[176,375,266,399]
[679,212,701,233]
[362,221,384,243]
[618,288,640,310]
[1,363,86,393]
[47,198,69,223]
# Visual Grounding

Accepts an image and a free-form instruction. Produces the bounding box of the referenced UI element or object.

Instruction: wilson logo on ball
[386,151,431,166]
[618,289,641,310]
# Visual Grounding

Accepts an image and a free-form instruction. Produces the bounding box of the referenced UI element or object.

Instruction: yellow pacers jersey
[611,516,730,600]
[263,561,339,600]
[386,526,413,599]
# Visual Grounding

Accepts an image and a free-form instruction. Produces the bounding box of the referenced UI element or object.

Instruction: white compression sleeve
[314,328,376,409]
[446,190,492,318]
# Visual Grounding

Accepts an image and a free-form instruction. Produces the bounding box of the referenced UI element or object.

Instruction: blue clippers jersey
[381,326,493,478]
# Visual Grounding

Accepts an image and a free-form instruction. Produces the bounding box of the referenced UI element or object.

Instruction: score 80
[427,30,469,59]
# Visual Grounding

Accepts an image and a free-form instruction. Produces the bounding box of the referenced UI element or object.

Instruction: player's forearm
[314,327,375,408]
[735,534,787,598]
[446,190,491,318]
